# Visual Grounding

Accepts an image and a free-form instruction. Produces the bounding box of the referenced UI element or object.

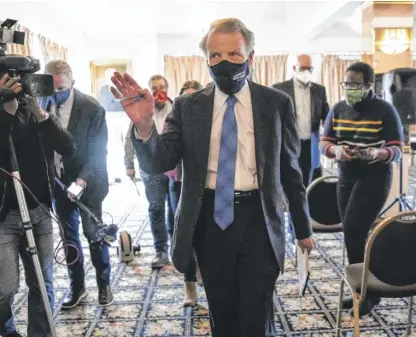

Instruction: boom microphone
[54,178,119,245]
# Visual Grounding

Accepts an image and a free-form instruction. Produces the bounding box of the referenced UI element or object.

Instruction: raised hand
[110,72,154,136]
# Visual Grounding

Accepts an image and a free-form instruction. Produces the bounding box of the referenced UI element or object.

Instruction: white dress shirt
[48,89,75,177]
[293,78,312,140]
[153,100,172,134]
[206,82,258,191]
[50,89,75,129]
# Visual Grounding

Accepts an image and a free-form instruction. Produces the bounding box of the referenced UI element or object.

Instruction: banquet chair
[307,175,345,264]
[335,211,416,337]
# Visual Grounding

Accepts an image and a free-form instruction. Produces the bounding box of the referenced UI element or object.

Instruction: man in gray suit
[111,18,314,337]
[43,60,112,309]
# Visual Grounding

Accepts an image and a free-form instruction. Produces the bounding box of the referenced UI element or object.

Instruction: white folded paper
[296,240,310,296]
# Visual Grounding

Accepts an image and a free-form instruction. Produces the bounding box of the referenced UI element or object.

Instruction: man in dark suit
[272,54,329,187]
[110,18,314,337]
[43,60,112,309]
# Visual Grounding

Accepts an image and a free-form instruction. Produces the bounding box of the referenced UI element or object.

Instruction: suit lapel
[67,89,82,133]
[310,83,319,125]
[250,82,270,188]
[287,80,296,116]
[192,85,215,173]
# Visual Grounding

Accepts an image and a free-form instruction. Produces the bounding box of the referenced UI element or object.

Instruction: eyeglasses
[340,82,366,89]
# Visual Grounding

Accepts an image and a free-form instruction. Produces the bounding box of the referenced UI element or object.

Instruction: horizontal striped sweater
[320,91,404,167]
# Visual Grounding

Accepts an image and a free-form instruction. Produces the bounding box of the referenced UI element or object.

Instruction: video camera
[0,19,54,102]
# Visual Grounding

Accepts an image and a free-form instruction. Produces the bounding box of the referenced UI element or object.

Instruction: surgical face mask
[296,70,312,84]
[54,88,71,105]
[344,88,367,106]
[209,60,249,95]
[153,90,168,108]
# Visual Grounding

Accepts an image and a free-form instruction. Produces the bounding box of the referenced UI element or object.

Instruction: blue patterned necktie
[214,95,238,230]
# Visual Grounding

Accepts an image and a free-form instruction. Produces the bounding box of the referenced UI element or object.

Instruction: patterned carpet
[12,180,416,336]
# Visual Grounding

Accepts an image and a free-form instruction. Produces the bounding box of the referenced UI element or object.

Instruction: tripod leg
[20,217,55,335]
[8,134,56,336]
[11,172,57,336]
[403,197,413,211]
[379,197,401,217]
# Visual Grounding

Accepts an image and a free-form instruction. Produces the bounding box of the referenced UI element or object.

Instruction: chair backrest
[307,176,341,226]
[365,211,416,287]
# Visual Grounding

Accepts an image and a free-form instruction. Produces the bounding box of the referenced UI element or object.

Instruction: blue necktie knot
[214,95,239,230]
[227,95,238,106]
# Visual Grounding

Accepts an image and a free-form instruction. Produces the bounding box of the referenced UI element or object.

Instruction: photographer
[0,74,75,337]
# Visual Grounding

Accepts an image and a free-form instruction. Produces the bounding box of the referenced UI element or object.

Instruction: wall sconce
[377,28,412,55]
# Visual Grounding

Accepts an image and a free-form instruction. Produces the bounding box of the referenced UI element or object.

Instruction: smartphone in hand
[67,183,84,200]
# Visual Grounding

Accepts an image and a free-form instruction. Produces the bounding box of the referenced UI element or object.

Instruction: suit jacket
[132,81,312,273]
[271,79,329,169]
[43,89,109,204]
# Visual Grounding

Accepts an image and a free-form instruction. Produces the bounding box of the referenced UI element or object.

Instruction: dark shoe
[5,331,23,337]
[151,251,170,269]
[342,296,354,309]
[99,284,114,307]
[350,297,381,317]
[61,288,88,310]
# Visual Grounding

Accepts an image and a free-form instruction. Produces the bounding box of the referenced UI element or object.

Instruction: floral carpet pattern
[13,181,416,336]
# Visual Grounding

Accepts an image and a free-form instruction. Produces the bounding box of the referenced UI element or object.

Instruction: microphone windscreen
[103,224,119,240]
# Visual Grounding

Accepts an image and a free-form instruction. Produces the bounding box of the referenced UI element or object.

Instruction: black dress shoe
[5,331,23,337]
[151,251,170,269]
[61,288,88,309]
[351,297,380,317]
[342,296,354,309]
[99,285,113,307]
[342,296,380,316]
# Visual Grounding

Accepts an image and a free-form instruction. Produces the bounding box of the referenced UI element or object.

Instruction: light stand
[8,134,57,337]
[379,145,412,217]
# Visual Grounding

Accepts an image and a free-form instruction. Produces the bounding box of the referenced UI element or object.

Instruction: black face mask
[209,60,249,95]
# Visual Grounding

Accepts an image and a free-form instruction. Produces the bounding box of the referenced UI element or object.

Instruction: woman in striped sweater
[320,62,404,317]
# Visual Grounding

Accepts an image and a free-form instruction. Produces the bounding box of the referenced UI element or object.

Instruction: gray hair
[45,60,73,82]
[199,18,255,56]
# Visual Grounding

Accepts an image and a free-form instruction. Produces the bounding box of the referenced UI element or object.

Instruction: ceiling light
[378,28,411,55]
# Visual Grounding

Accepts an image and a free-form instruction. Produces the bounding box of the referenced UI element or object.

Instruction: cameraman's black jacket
[0,106,76,220]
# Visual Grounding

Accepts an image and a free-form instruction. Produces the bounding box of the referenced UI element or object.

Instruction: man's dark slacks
[193,190,280,337]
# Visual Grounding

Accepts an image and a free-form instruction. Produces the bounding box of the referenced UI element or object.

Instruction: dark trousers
[168,179,197,282]
[337,171,392,265]
[54,186,111,289]
[140,170,170,253]
[0,206,54,337]
[299,139,313,188]
[193,190,279,337]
